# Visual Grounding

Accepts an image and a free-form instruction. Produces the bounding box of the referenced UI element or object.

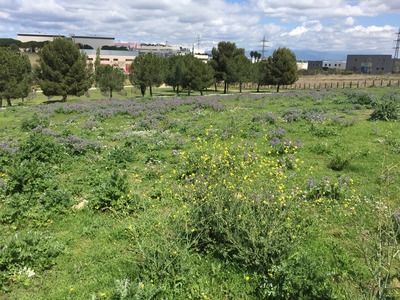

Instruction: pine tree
[0,48,32,107]
[36,37,93,101]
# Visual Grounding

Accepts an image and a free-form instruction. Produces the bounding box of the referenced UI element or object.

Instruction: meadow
[0,85,400,299]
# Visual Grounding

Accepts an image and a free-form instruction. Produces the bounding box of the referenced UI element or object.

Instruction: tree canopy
[0,48,32,108]
[36,37,93,101]
[165,55,187,94]
[264,47,298,92]
[210,41,245,93]
[129,53,165,97]
[182,55,215,95]
[95,65,125,98]
[227,55,252,93]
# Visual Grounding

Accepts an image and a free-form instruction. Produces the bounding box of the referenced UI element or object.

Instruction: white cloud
[0,0,398,55]
[345,17,355,26]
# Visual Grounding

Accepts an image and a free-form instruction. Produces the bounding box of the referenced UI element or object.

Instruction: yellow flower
[245,276,250,281]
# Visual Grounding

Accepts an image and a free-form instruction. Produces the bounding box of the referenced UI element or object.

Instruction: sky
[0,0,399,59]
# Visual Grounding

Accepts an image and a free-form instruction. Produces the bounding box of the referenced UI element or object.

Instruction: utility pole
[261,35,268,59]
[394,28,400,59]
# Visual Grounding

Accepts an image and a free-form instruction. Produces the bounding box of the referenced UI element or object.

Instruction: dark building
[346,55,393,74]
[307,60,323,71]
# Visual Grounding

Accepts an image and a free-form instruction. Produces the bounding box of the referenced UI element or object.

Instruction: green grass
[1,88,400,299]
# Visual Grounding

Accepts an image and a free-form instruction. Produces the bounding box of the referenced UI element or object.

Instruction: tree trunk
[0,98,3,108]
[110,88,113,98]
[187,89,191,96]
[239,82,242,93]
[176,86,180,95]
[62,95,67,102]
[214,82,217,92]
[6,97,12,107]
[257,83,260,93]
[224,81,227,94]
[200,90,203,96]
[150,86,153,97]
[140,84,146,96]
[276,85,280,92]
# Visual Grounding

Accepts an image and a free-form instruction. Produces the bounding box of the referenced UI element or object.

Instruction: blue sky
[0,0,399,58]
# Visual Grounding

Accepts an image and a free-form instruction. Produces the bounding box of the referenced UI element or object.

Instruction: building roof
[81,49,138,56]
[17,33,65,38]
[72,35,115,40]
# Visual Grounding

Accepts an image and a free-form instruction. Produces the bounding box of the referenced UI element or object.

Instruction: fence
[235,79,400,91]
[285,79,400,90]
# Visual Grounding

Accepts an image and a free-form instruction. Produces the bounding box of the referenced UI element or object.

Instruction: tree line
[0,37,298,107]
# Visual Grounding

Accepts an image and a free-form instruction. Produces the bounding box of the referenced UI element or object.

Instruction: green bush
[0,230,64,290]
[369,92,400,121]
[20,113,50,131]
[327,152,351,171]
[18,132,64,164]
[90,169,137,213]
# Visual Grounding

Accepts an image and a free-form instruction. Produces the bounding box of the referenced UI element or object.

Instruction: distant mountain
[292,49,348,61]
[207,49,393,62]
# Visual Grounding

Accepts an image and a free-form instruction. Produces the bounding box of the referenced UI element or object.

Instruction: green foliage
[345,91,375,106]
[0,132,69,224]
[327,152,351,171]
[182,55,215,95]
[1,89,400,298]
[0,47,32,107]
[20,113,50,131]
[227,54,252,93]
[0,230,64,290]
[265,47,299,92]
[164,55,187,94]
[95,65,125,98]
[369,92,400,121]
[129,53,165,97]
[36,37,93,101]
[210,41,245,93]
[305,176,352,201]
[90,169,137,213]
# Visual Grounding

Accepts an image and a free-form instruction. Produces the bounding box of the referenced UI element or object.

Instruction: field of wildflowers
[0,88,399,299]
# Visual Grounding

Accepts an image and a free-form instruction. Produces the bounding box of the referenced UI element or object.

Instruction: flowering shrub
[252,112,276,124]
[174,130,321,293]
[304,176,353,201]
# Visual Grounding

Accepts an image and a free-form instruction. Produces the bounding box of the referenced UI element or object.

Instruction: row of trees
[131,41,298,96]
[0,38,298,107]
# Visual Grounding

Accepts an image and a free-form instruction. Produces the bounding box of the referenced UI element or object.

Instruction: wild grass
[0,88,400,299]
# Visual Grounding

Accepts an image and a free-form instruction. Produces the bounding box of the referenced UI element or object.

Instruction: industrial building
[323,61,346,70]
[346,55,394,74]
[17,33,64,43]
[82,49,138,73]
[17,33,115,50]
[307,61,323,71]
